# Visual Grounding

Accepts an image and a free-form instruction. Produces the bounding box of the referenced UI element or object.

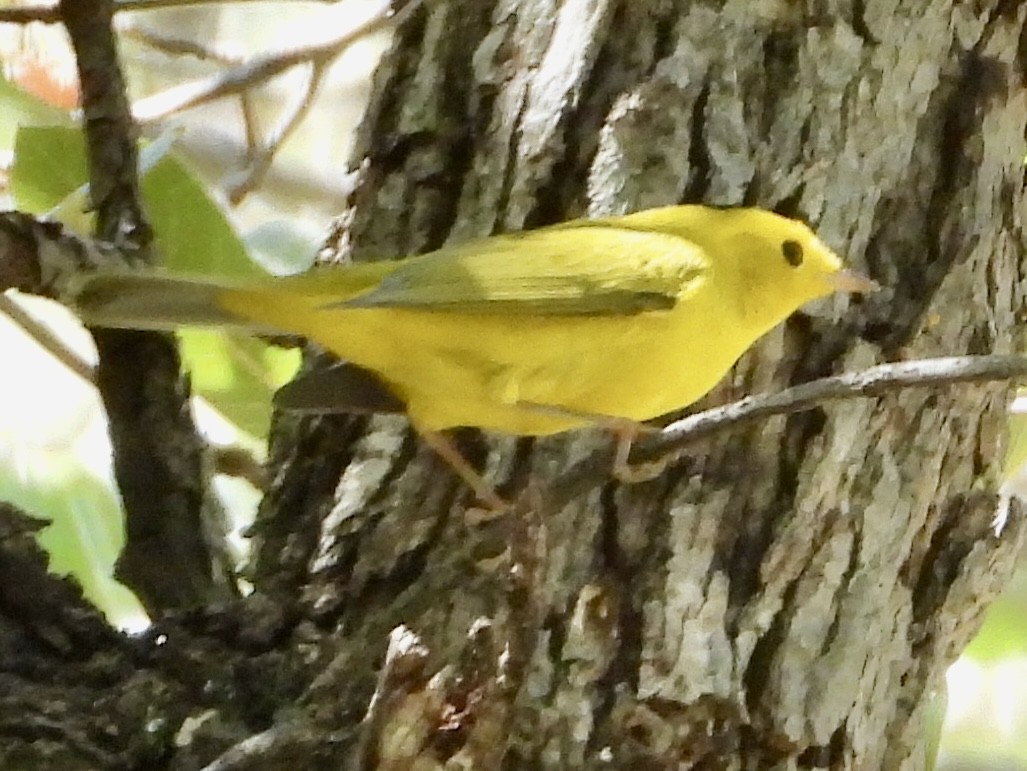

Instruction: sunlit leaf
[10,125,88,221]
[180,330,299,437]
[0,445,145,626]
[9,125,294,441]
[0,73,69,150]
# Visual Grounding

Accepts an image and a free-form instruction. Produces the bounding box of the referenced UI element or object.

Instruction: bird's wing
[336,225,708,316]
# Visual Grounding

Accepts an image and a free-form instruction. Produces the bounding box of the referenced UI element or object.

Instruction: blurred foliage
[11,124,258,272]
[0,71,69,147]
[180,329,298,437]
[0,440,143,625]
[965,570,1027,664]
[9,123,300,438]
[1005,410,1027,477]
[0,75,297,621]
[0,295,144,626]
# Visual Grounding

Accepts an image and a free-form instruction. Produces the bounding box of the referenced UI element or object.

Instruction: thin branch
[226,59,327,203]
[0,292,96,383]
[0,0,340,24]
[131,0,415,123]
[0,5,60,24]
[210,445,266,488]
[61,0,231,613]
[129,0,421,199]
[524,355,1027,510]
[0,290,266,488]
[238,89,260,154]
[119,24,243,65]
[115,0,341,9]
[630,354,1027,468]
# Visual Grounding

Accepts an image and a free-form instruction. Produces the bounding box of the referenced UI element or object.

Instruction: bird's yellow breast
[209,205,855,436]
[218,275,754,435]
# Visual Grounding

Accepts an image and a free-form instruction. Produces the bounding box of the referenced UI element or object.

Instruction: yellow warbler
[71,205,875,506]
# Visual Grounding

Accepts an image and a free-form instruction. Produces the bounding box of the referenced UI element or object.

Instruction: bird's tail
[67,271,274,333]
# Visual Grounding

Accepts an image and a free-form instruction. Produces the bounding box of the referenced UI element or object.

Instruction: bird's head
[713,208,877,327]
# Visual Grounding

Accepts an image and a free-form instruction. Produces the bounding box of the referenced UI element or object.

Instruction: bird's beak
[828,269,879,294]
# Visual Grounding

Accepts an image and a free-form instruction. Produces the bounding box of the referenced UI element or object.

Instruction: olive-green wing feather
[338,225,708,316]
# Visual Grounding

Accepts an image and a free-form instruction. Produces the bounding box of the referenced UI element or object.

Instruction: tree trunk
[3,1,1026,769]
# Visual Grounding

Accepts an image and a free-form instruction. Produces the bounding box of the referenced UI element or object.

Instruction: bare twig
[210,444,266,488]
[129,0,421,200]
[120,24,243,65]
[131,0,413,123]
[541,354,1027,510]
[239,89,260,153]
[0,292,95,383]
[0,0,340,24]
[631,354,1027,468]
[226,59,328,203]
[0,5,60,24]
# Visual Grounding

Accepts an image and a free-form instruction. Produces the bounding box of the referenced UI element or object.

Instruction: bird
[70,204,876,508]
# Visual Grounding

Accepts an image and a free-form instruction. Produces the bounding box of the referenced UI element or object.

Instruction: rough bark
[2,1,1025,769]
[251,1,1027,768]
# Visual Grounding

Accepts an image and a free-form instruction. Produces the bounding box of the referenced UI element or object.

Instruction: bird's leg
[605,420,669,484]
[516,401,668,484]
[418,430,509,512]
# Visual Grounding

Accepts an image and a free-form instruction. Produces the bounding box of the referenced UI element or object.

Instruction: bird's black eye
[782,239,804,267]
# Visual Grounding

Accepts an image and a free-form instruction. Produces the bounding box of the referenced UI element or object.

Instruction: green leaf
[0,74,70,151]
[179,330,299,438]
[10,125,88,219]
[11,124,258,278]
[141,150,259,278]
[10,125,296,440]
[47,127,183,229]
[1005,408,1027,478]
[0,448,145,626]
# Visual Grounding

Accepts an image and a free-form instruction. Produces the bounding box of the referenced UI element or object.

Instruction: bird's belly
[309,306,750,435]
[525,316,740,425]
